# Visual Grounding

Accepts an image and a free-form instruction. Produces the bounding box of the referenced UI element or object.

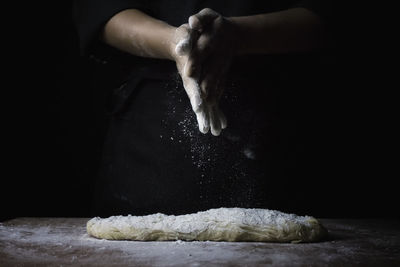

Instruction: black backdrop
[2,2,397,221]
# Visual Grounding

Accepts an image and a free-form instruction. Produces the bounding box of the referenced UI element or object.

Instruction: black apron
[74,0,336,217]
[91,54,322,216]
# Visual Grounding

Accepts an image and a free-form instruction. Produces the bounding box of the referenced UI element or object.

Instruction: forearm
[102,9,176,60]
[230,8,325,55]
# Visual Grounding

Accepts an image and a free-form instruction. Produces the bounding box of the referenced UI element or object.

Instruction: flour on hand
[87,208,327,243]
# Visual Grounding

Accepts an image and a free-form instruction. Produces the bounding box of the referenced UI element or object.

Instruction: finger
[200,76,212,100]
[216,105,227,129]
[199,53,222,97]
[185,32,213,79]
[209,105,222,136]
[195,109,210,134]
[199,56,225,100]
[188,15,202,31]
[181,75,210,134]
[185,51,202,78]
[204,75,227,133]
[203,105,210,133]
[200,71,227,135]
[206,53,232,104]
[189,8,220,31]
[212,70,226,101]
[182,75,203,113]
[194,32,213,58]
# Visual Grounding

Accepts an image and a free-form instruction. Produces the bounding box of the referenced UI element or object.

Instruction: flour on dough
[87,208,327,243]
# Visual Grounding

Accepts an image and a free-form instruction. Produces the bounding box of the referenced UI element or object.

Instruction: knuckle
[202,8,219,17]
[178,23,190,32]
[188,15,200,29]
[201,8,213,14]
[214,16,224,27]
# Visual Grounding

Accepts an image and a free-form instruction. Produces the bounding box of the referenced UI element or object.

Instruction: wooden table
[1,218,399,266]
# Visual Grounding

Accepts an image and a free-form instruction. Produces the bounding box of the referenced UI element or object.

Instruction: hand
[187,8,236,98]
[171,8,237,136]
[102,8,324,136]
[171,24,211,134]
[187,8,237,135]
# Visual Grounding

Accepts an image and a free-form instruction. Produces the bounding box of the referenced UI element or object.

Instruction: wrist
[160,25,178,61]
[168,25,192,62]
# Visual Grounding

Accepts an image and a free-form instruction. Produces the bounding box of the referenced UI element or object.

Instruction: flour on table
[87,208,327,243]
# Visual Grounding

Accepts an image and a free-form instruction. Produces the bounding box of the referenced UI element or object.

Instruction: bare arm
[230,8,324,55]
[102,9,213,134]
[185,7,326,135]
[102,7,323,60]
[100,8,326,136]
[102,9,177,60]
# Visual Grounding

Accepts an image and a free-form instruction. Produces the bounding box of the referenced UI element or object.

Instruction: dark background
[2,2,396,221]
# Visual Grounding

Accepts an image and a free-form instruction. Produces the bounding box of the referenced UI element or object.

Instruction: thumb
[188,8,220,31]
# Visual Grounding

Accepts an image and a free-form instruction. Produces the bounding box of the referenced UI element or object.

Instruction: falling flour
[165,83,216,170]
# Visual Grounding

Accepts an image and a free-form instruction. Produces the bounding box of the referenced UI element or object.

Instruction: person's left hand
[172,24,211,134]
[174,8,237,136]
[186,8,236,96]
[174,20,226,136]
[185,8,238,135]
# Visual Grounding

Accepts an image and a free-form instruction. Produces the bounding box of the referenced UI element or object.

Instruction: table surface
[1,217,399,266]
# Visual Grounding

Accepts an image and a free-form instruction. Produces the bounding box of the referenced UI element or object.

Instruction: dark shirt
[73,0,336,216]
